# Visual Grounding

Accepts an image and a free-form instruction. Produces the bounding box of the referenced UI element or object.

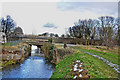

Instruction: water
[2,45,55,78]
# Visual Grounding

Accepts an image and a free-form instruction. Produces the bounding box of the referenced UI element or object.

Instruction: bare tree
[1,15,16,41]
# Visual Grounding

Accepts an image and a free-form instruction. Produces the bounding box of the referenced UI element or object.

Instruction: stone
[79,74,82,77]
[85,52,120,73]
[73,75,77,79]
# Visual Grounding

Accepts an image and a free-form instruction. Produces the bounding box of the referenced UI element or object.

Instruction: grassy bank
[1,42,30,69]
[72,46,119,66]
[51,45,119,78]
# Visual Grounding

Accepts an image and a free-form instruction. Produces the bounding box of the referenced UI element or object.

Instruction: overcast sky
[0,0,119,35]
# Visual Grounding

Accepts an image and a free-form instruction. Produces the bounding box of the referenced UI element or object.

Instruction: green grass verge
[51,50,118,78]
[74,46,119,66]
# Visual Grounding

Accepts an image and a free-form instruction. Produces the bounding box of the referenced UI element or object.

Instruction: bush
[48,38,52,43]
[41,43,55,60]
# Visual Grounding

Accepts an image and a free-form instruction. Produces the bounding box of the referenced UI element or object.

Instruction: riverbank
[2,45,55,78]
[51,44,119,79]
[41,43,74,64]
[1,42,31,69]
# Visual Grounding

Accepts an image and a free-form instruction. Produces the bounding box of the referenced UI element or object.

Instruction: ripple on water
[2,56,55,78]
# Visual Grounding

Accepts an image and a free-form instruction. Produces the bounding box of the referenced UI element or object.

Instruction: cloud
[43,23,58,28]
[57,2,118,17]
[0,3,2,17]
[2,2,118,36]
[59,0,119,2]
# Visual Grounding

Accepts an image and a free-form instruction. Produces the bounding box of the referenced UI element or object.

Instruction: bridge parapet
[24,39,49,46]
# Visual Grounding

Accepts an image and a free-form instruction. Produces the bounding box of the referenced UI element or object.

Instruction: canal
[2,45,55,79]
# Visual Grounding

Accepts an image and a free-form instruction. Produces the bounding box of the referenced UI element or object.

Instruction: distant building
[8,27,23,41]
[14,27,23,36]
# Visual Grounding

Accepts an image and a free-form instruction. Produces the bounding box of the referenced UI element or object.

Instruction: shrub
[48,38,52,43]
[41,43,55,60]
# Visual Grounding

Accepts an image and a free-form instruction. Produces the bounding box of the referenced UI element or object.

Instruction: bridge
[25,40,49,48]
[8,35,50,45]
[21,36,50,55]
[22,36,50,47]
[7,35,51,51]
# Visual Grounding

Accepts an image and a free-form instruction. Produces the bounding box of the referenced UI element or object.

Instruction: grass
[73,46,119,66]
[51,50,118,78]
[2,42,10,46]
[2,41,23,47]
[51,44,119,79]
[92,46,118,55]
[54,44,63,49]
[1,60,16,68]
[83,45,118,55]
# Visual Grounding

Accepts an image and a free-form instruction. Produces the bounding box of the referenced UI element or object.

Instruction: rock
[108,62,115,68]
[72,60,90,79]
[73,75,77,79]
[78,69,83,72]
[1,43,30,68]
[79,74,82,77]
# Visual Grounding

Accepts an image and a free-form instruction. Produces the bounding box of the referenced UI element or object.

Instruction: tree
[68,19,91,45]
[50,33,54,37]
[115,17,120,42]
[68,16,118,46]
[48,38,52,43]
[98,16,117,48]
[0,15,16,41]
[54,34,59,37]
[42,32,49,37]
[88,19,99,45]
[66,34,70,38]
[68,27,73,37]
[61,34,65,38]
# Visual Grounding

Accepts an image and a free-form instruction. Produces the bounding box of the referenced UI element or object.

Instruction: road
[55,43,84,47]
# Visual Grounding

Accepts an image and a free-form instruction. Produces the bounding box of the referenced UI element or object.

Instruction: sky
[0,0,119,36]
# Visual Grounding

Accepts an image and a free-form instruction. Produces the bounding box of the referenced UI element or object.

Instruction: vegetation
[54,44,63,49]
[51,45,119,78]
[0,15,16,41]
[41,43,56,60]
[0,13,119,79]
[61,34,65,38]
[50,44,119,78]
[2,60,16,68]
[0,15,24,42]
[48,38,53,43]
[2,42,10,46]
[2,41,23,46]
[38,32,59,38]
[1,42,30,69]
[71,46,119,66]
[65,16,119,48]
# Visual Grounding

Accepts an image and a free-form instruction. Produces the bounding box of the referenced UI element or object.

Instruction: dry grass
[83,45,118,55]
[54,44,63,49]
